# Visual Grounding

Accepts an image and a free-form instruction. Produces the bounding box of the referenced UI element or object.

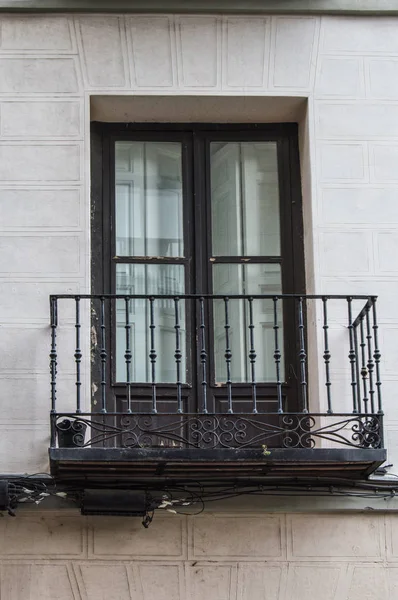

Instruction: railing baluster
[50,297,58,436]
[100,297,107,414]
[224,297,233,414]
[149,297,157,414]
[74,296,82,414]
[322,297,332,414]
[248,297,257,414]
[298,297,308,413]
[353,324,361,414]
[365,306,375,413]
[273,297,283,414]
[199,297,208,414]
[359,316,369,414]
[372,298,383,414]
[50,297,58,448]
[174,297,182,414]
[125,297,132,414]
[347,297,358,414]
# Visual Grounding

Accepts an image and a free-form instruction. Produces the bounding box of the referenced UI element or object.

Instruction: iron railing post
[322,297,332,414]
[248,297,258,414]
[74,296,82,414]
[372,297,383,415]
[347,297,358,414]
[199,297,208,414]
[49,296,58,447]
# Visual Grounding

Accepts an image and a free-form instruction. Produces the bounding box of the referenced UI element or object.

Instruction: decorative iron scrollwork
[54,413,382,450]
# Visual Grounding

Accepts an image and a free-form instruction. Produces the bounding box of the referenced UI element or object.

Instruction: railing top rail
[50,293,378,301]
[51,411,382,417]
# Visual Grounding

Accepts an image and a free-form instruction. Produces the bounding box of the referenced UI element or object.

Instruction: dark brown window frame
[90,122,306,413]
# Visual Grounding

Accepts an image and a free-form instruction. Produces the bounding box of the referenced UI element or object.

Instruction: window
[91,123,305,414]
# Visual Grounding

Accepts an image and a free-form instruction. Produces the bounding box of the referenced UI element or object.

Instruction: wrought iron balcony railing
[49,294,384,457]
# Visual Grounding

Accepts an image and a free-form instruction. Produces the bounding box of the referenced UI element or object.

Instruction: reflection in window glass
[213,264,284,383]
[211,142,280,257]
[116,264,185,383]
[115,141,184,257]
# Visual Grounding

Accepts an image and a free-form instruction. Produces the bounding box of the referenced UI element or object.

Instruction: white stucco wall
[0,510,398,599]
[0,13,397,472]
[1,13,398,599]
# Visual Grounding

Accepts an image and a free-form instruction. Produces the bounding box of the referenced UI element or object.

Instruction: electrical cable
[2,472,398,519]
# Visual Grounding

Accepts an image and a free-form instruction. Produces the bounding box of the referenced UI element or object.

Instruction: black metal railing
[49,294,384,451]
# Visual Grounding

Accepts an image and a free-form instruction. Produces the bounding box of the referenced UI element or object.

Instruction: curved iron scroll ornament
[54,414,382,450]
[56,418,87,448]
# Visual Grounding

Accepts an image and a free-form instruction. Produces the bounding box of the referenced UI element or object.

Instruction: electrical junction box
[80,489,160,516]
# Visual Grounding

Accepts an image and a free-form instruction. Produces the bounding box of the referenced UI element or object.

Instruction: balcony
[48,294,386,486]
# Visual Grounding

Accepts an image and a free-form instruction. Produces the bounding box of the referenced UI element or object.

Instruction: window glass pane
[115,141,184,257]
[213,263,283,383]
[116,264,185,383]
[210,142,280,256]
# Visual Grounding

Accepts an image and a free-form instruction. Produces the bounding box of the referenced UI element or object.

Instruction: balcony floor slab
[49,447,386,486]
